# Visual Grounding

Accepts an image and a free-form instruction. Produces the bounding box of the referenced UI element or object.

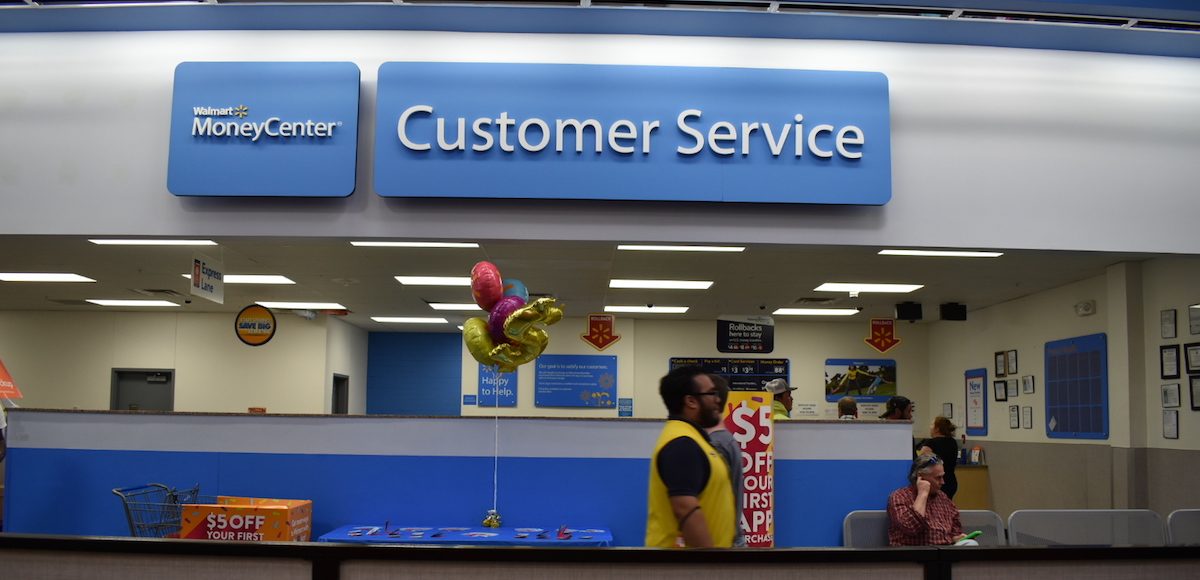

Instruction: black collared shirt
[657,415,713,497]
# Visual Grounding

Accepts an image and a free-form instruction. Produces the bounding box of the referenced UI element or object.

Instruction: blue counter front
[319,525,613,547]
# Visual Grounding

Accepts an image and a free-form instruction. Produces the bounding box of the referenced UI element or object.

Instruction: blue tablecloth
[318,525,613,547]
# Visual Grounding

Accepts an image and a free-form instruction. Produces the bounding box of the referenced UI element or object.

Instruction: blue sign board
[617,398,634,417]
[535,354,617,408]
[478,364,517,407]
[168,62,360,197]
[375,63,890,204]
[824,358,897,403]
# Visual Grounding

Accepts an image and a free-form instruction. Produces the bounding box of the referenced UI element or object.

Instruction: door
[111,369,175,411]
[332,374,349,415]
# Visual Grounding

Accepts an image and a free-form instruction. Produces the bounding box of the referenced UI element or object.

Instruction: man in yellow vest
[645,366,735,548]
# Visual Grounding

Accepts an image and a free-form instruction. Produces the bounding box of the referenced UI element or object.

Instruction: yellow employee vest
[645,420,735,548]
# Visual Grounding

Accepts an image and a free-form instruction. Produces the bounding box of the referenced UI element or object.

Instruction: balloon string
[493,413,499,512]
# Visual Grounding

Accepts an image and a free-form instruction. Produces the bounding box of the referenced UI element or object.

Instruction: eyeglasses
[916,455,943,468]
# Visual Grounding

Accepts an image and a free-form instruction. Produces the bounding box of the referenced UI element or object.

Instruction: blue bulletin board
[478,364,517,407]
[1045,333,1109,439]
[534,354,617,408]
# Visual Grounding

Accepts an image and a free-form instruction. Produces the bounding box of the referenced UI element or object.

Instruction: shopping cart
[112,483,205,538]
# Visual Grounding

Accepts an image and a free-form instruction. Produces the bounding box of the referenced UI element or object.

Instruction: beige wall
[0,310,336,414]
[325,316,369,414]
[460,316,931,433]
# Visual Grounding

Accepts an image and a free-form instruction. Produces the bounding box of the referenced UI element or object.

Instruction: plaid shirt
[887,485,962,546]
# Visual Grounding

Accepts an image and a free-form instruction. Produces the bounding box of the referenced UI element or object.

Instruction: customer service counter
[2,409,912,547]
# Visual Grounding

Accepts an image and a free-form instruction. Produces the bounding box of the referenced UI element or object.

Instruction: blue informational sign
[534,354,617,408]
[168,62,360,197]
[617,398,634,417]
[375,63,890,204]
[478,365,517,408]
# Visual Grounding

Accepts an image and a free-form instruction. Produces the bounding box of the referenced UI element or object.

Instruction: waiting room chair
[1167,509,1200,546]
[843,510,889,547]
[959,510,1007,546]
[1007,509,1164,546]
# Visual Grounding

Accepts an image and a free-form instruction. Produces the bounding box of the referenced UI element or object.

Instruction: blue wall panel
[6,446,906,546]
[367,332,461,415]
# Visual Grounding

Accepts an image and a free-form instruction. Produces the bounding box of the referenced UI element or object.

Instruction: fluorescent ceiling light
[371,317,449,324]
[773,308,861,316]
[89,239,216,246]
[0,273,95,282]
[350,241,480,248]
[815,283,923,293]
[617,245,744,253]
[395,276,472,286]
[428,303,484,311]
[610,279,713,290]
[257,301,346,310]
[605,305,689,314]
[457,325,464,330]
[879,249,1004,258]
[182,274,294,285]
[87,299,179,307]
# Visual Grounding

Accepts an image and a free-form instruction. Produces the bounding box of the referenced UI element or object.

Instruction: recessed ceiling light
[605,305,689,314]
[0,273,95,282]
[182,274,294,285]
[879,249,1003,258]
[371,317,449,324]
[773,308,861,316]
[428,303,484,311]
[89,239,216,246]
[609,279,713,290]
[617,245,744,253]
[395,276,472,286]
[815,283,923,293]
[256,301,346,310]
[87,299,179,307]
[351,241,479,248]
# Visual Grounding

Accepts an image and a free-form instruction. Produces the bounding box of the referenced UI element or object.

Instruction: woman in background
[918,416,960,499]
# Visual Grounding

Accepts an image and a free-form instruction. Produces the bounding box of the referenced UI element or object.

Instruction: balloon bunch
[463,261,564,373]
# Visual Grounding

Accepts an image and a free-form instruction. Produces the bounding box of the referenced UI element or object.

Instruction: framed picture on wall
[1006,350,1019,375]
[1161,345,1181,380]
[1162,383,1181,408]
[1185,342,1200,375]
[1006,379,1019,399]
[1191,304,1200,335]
[1022,375,1036,394]
[1163,410,1179,440]
[1009,405,1020,429]
[943,402,953,418]
[995,352,1007,378]
[1191,375,1200,411]
[1021,406,1033,429]
[1162,309,1178,339]
[994,380,1008,402]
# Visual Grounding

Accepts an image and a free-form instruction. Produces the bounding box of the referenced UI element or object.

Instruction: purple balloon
[488,295,526,342]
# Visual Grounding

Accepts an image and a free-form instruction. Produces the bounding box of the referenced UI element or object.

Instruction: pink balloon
[471,261,504,312]
[488,295,526,342]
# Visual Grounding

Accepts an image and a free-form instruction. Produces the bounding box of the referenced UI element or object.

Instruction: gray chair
[959,510,1007,546]
[1008,509,1164,546]
[843,510,890,547]
[1167,509,1200,546]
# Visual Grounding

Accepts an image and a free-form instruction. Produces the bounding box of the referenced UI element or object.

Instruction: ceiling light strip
[609,279,713,290]
[352,241,480,248]
[605,305,689,314]
[773,308,860,316]
[815,282,923,293]
[89,239,217,246]
[395,276,472,286]
[617,245,744,253]
[0,273,95,282]
[879,249,1003,258]
[371,317,449,324]
[257,301,346,310]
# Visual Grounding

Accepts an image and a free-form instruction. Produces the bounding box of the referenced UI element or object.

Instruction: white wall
[0,31,1198,254]
[460,315,930,434]
[927,273,1111,445]
[0,311,331,414]
[324,316,369,414]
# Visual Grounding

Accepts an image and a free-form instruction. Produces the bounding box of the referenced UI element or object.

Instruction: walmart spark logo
[233,105,249,119]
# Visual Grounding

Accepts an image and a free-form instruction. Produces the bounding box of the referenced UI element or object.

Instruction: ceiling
[0,236,1156,332]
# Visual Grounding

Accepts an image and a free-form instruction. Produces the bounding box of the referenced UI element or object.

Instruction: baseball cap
[765,378,795,394]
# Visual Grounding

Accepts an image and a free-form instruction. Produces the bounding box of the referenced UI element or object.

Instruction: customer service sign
[374,63,891,204]
[167,62,360,197]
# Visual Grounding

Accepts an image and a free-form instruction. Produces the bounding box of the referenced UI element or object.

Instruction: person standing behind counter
[646,366,735,548]
[766,378,796,421]
[918,416,960,499]
[705,374,747,547]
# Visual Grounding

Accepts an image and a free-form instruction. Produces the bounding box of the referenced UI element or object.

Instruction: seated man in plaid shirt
[887,454,977,546]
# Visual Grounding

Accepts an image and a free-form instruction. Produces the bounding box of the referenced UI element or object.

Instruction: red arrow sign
[0,357,24,399]
[865,318,901,353]
[582,314,621,351]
